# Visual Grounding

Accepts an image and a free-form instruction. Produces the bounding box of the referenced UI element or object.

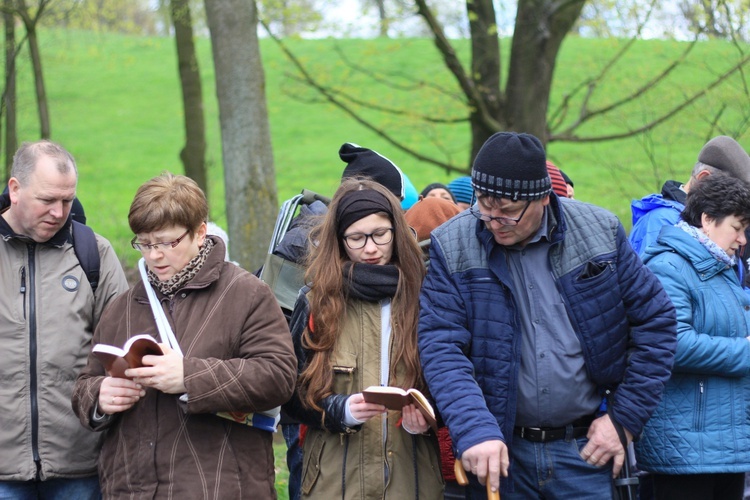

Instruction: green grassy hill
[7,29,750,267]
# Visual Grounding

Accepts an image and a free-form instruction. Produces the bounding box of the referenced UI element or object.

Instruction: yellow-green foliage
[6,29,749,266]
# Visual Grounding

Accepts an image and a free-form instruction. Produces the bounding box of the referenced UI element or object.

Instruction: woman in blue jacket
[635,174,750,500]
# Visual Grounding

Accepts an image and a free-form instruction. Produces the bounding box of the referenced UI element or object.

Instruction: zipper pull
[20,267,26,294]
[699,381,704,394]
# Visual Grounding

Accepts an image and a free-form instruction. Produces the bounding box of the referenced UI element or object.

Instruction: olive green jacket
[290,295,443,499]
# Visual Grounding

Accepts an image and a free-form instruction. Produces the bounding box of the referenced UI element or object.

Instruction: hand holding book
[361,385,437,432]
[92,334,163,379]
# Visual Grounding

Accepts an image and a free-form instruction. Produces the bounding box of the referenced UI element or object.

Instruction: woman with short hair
[635,174,750,500]
[72,172,296,499]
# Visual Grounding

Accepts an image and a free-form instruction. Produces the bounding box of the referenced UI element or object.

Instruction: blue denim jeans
[504,433,614,500]
[0,476,101,500]
[282,423,303,500]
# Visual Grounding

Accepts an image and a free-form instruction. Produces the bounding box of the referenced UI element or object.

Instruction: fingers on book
[362,385,437,432]
[92,334,163,378]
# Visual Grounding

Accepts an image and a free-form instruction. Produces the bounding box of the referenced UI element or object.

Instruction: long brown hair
[298,178,426,412]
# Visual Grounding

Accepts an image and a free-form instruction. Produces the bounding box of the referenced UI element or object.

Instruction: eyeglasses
[470,200,531,226]
[131,229,191,252]
[343,227,394,250]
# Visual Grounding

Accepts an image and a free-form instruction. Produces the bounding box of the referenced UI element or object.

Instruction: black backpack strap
[71,220,100,293]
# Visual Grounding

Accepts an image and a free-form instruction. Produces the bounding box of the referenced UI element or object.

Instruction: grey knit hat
[697,136,750,182]
[471,132,551,201]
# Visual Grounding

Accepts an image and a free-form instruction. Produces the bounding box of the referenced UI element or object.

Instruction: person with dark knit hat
[559,169,575,199]
[282,178,443,499]
[418,131,677,499]
[630,136,750,270]
[420,182,457,204]
[270,141,417,500]
[447,176,473,210]
[339,142,406,201]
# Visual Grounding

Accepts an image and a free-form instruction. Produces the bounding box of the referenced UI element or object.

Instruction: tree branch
[413,0,502,132]
[281,72,468,123]
[555,39,698,137]
[260,18,468,174]
[549,0,660,130]
[331,43,465,104]
[551,51,750,142]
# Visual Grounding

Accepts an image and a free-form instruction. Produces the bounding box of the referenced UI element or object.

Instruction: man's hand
[579,413,633,477]
[460,440,509,494]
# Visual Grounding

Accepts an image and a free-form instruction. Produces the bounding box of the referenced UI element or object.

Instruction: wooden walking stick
[454,459,501,500]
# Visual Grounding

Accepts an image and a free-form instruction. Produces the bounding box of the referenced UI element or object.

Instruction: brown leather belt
[513,415,595,443]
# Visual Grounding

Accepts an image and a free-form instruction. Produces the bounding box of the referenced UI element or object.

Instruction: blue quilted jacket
[635,225,750,474]
[418,196,677,494]
[629,194,683,257]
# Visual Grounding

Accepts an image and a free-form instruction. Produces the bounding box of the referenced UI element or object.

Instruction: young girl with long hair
[283,177,443,499]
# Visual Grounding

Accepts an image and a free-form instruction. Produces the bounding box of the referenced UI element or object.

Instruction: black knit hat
[420,182,456,203]
[339,142,405,201]
[471,132,551,201]
[697,136,750,183]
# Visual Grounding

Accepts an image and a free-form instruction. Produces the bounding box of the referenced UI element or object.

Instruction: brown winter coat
[72,238,296,499]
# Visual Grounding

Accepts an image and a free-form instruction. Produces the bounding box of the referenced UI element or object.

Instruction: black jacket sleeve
[281,288,362,434]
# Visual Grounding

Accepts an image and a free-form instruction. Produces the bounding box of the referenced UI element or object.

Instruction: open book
[362,385,437,432]
[92,334,163,378]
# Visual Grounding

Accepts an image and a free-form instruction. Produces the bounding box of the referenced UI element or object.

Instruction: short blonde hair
[128,172,207,235]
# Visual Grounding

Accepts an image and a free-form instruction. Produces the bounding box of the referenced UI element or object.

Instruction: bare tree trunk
[204,0,278,270]
[505,0,585,143]
[17,0,50,139]
[170,0,207,195]
[3,0,14,180]
[375,0,388,37]
[467,0,503,161]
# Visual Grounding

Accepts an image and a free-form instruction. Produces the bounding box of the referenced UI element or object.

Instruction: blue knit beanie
[471,132,551,201]
[447,176,473,205]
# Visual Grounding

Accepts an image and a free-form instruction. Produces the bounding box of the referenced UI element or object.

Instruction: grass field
[6,29,749,268]
[6,28,747,493]
[273,439,290,500]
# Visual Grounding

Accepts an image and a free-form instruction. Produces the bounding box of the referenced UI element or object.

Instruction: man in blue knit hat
[418,132,677,499]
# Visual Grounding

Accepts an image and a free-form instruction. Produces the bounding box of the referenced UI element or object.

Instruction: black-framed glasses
[131,229,191,252]
[343,227,394,250]
[470,200,531,226]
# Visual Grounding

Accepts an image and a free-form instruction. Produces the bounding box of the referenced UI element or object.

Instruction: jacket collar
[661,180,687,205]
[645,224,730,280]
[134,235,227,300]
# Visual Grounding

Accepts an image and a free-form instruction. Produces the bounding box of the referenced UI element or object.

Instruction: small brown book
[362,385,437,432]
[92,334,163,378]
